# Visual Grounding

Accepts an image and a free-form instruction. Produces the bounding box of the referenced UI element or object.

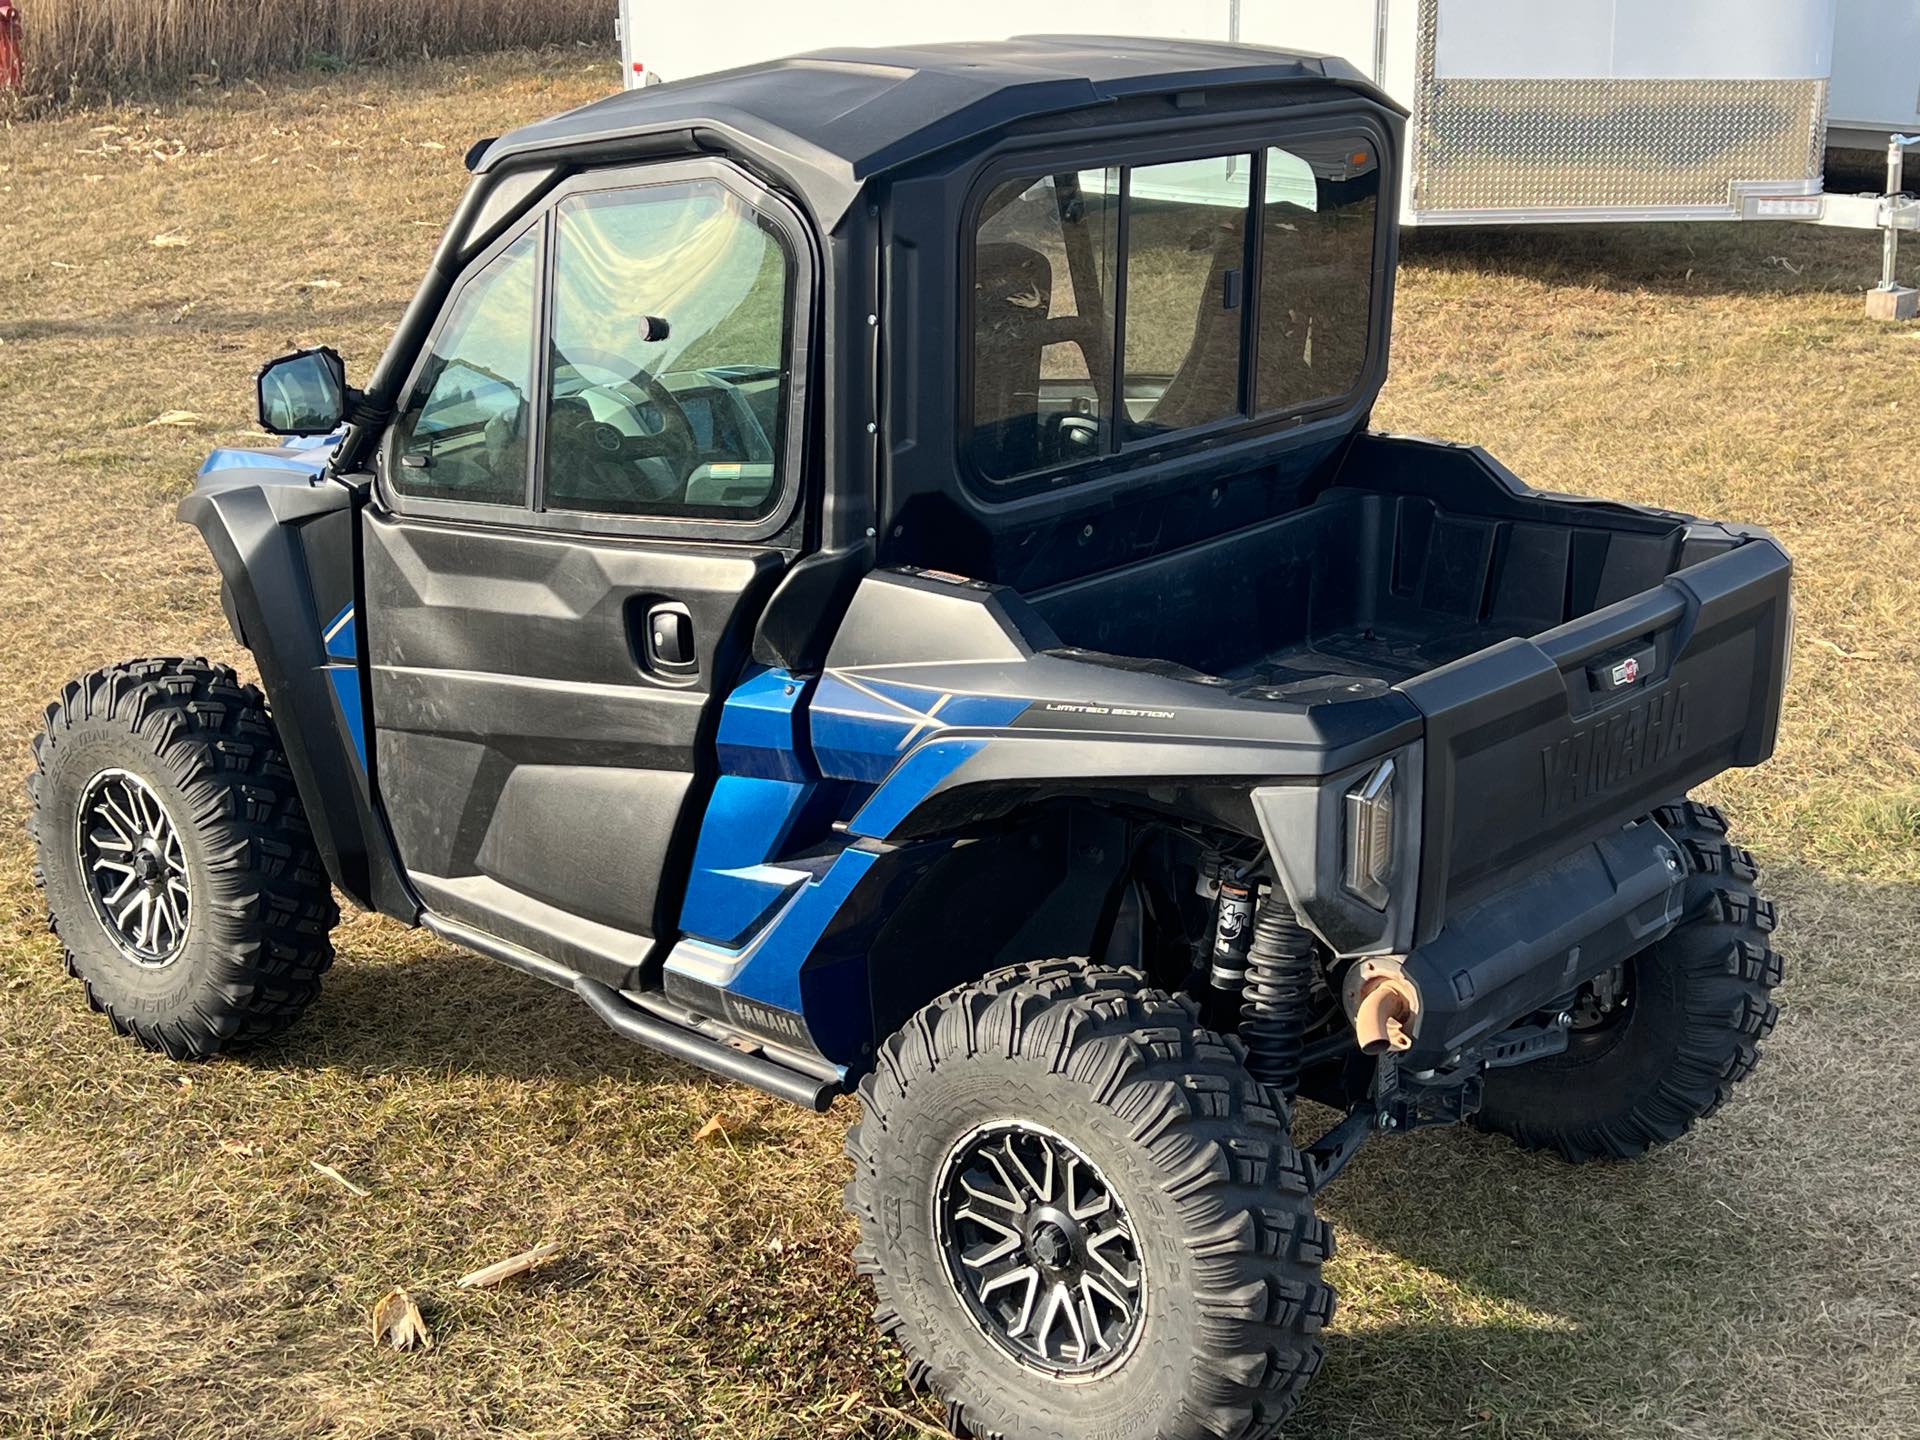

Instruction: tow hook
[1302,1052,1484,1194]
[1303,1104,1377,1194]
[1342,956,1421,1055]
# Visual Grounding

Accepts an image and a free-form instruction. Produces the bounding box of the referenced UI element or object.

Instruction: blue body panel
[812,672,1029,785]
[320,602,368,768]
[674,847,880,1016]
[666,664,1032,1056]
[844,736,985,839]
[679,669,823,948]
[198,432,340,480]
[714,667,816,781]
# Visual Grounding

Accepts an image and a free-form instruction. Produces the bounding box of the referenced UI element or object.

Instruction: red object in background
[0,2,21,94]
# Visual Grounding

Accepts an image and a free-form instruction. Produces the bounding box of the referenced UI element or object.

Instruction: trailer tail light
[1343,758,1396,910]
[1746,194,1824,220]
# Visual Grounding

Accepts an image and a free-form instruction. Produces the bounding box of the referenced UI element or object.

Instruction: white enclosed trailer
[1243,0,1845,227]
[1831,0,1920,150]
[614,1,1920,307]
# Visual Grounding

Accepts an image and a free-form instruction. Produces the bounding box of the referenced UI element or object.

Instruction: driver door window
[545,182,795,521]
[392,230,540,506]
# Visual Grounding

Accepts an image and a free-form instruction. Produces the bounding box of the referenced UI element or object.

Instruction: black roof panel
[476,35,1388,223]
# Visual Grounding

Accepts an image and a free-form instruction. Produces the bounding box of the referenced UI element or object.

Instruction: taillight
[1343,758,1396,909]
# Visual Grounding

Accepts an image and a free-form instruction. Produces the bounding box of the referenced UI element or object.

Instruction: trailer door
[1829,0,1920,147]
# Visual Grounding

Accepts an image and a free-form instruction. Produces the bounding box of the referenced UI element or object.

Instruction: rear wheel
[1474,802,1782,1162]
[28,658,338,1059]
[847,960,1334,1440]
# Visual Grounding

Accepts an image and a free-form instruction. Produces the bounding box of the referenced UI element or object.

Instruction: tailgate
[1400,537,1791,944]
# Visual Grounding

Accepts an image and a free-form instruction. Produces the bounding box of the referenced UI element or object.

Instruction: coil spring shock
[1239,892,1316,1096]
[1201,877,1255,1031]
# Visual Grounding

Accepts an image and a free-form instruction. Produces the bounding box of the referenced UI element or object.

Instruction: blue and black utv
[28,37,1792,1439]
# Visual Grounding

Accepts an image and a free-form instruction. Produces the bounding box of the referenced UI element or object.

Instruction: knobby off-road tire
[27,658,338,1059]
[1475,801,1782,1162]
[846,960,1335,1440]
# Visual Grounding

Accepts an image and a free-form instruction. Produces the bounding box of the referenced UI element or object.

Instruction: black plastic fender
[177,464,417,920]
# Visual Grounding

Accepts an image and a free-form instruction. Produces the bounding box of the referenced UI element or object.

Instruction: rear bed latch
[1587,643,1656,695]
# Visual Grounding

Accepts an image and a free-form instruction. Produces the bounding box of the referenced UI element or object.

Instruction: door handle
[643,601,698,677]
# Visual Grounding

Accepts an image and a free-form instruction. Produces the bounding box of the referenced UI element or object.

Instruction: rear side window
[1123,155,1252,437]
[969,135,1381,486]
[544,181,795,521]
[971,170,1117,481]
[392,230,541,506]
[1257,143,1380,415]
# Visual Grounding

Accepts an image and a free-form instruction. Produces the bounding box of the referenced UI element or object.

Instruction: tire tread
[847,959,1333,1440]
[28,657,337,1058]
[1474,802,1781,1163]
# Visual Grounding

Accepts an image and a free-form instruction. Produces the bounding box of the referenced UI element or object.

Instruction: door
[1830,0,1920,137]
[361,161,812,986]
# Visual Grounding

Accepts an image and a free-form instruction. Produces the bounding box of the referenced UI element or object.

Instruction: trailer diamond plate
[1412,0,1828,216]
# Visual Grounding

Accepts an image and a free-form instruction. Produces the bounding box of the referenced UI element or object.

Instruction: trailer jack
[1867,134,1920,321]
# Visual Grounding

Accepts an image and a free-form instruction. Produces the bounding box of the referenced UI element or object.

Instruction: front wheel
[1474,802,1782,1162]
[27,658,338,1059]
[846,960,1335,1440]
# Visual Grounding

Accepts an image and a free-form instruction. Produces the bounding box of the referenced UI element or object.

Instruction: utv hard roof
[473,36,1391,225]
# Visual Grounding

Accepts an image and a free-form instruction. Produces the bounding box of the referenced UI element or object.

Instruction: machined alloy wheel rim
[934,1120,1146,1377]
[75,768,191,967]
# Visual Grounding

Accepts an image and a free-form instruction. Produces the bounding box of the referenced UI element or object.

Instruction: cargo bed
[1028,482,1716,697]
[1026,442,1793,938]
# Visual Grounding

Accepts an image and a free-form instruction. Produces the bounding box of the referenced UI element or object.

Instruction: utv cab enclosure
[32,37,1790,1440]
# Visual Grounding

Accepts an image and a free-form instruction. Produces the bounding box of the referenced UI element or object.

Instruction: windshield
[969,135,1381,485]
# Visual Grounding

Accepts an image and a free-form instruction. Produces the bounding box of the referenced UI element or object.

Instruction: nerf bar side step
[423,914,843,1111]
[574,978,843,1112]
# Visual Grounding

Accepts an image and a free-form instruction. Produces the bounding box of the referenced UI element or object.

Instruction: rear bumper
[1396,816,1687,1069]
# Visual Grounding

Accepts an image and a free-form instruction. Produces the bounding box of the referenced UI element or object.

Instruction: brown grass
[7,0,611,106]
[3,47,1919,1440]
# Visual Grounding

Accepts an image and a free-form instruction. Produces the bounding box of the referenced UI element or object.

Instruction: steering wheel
[550,343,703,478]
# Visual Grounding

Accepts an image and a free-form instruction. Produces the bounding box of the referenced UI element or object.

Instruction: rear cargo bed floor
[1230,620,1528,688]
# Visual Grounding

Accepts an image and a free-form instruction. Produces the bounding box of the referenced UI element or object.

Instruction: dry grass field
[5,0,610,106]
[3,48,1919,1440]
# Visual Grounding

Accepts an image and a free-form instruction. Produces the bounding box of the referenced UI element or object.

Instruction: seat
[972,241,1055,474]
[1146,219,1247,431]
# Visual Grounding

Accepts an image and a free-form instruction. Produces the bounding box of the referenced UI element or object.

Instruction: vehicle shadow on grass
[1289,865,1916,1438]
[252,935,695,1088]
[258,869,1905,1438]
[1292,1121,1773,1437]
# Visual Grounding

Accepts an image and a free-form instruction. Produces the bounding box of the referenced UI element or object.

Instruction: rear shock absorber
[1202,877,1255,1031]
[1240,890,1316,1097]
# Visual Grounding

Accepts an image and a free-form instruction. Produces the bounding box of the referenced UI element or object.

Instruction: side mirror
[257,347,348,436]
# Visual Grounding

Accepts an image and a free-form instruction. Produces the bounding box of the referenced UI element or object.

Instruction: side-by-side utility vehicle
[30,38,1790,1439]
